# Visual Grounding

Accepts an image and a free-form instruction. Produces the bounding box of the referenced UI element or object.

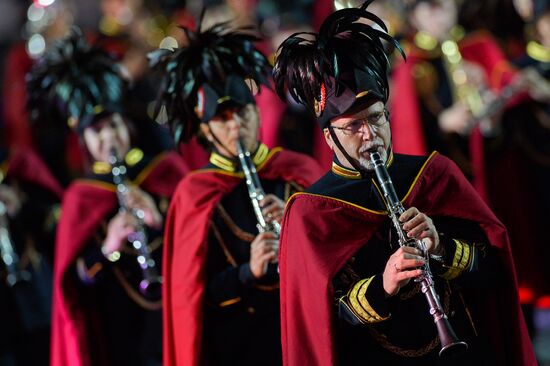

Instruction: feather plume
[273,0,405,114]
[149,14,272,143]
[27,27,125,131]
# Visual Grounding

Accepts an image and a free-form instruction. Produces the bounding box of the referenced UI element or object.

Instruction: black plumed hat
[27,27,126,134]
[149,12,272,143]
[273,0,405,128]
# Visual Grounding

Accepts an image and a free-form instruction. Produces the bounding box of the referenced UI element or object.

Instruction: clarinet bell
[139,276,163,299]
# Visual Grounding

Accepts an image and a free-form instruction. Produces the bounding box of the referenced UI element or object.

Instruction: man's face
[200,103,260,156]
[324,100,391,171]
[83,113,131,163]
[536,12,550,49]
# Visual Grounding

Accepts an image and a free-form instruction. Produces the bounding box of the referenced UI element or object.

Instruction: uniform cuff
[345,275,390,323]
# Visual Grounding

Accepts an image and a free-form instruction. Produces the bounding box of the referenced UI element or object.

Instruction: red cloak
[390,31,520,200]
[279,152,536,366]
[3,147,63,199]
[3,43,34,148]
[51,152,187,366]
[163,148,323,366]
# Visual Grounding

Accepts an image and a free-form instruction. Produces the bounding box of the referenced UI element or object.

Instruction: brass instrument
[468,59,550,131]
[0,201,31,287]
[369,151,468,357]
[236,140,281,237]
[109,151,162,298]
[440,37,485,119]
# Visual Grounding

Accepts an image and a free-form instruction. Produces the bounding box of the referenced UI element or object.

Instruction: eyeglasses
[329,109,389,136]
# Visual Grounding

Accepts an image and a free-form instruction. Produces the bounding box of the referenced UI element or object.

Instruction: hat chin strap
[206,122,238,159]
[328,127,394,179]
[328,127,368,178]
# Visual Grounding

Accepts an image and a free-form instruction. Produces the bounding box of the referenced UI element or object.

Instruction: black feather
[27,27,125,130]
[150,16,272,143]
[273,0,405,113]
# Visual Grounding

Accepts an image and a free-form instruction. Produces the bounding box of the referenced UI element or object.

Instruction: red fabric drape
[51,152,188,366]
[163,149,323,366]
[279,153,536,366]
[6,147,64,198]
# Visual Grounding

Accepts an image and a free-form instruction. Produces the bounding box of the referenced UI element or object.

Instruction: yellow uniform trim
[441,239,472,280]
[125,148,144,166]
[331,163,361,179]
[331,151,395,180]
[217,96,232,104]
[210,152,235,172]
[92,148,145,175]
[219,297,242,307]
[133,152,167,186]
[347,276,389,323]
[527,41,550,63]
[209,143,272,172]
[289,191,386,215]
[92,162,111,175]
[76,179,117,192]
[252,143,269,165]
[81,150,164,191]
[400,151,437,203]
[291,151,438,215]
[198,146,282,177]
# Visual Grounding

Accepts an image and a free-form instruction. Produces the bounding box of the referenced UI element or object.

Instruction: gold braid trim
[216,205,256,242]
[112,267,162,311]
[219,297,242,307]
[441,239,472,280]
[347,277,389,323]
[210,220,238,267]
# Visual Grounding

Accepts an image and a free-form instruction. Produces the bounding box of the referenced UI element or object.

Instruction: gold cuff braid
[345,276,390,323]
[441,239,473,280]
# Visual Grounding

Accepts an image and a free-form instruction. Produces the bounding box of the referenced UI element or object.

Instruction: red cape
[51,152,187,366]
[3,147,63,199]
[3,43,34,148]
[390,31,519,200]
[163,148,323,366]
[279,152,536,366]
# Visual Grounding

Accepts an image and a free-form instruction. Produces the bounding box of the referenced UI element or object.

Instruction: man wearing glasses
[273,2,535,365]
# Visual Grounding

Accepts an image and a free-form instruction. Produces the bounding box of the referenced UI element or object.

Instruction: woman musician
[27,30,187,366]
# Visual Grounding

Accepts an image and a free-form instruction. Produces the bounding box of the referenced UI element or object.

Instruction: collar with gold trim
[527,41,550,63]
[92,148,145,175]
[331,151,394,180]
[209,143,269,172]
[413,26,465,54]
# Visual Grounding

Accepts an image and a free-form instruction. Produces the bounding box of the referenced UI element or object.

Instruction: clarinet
[109,150,162,298]
[369,151,468,357]
[0,201,31,287]
[236,140,281,236]
[466,61,550,134]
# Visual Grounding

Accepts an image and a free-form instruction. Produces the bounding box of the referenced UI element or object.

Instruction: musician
[0,147,62,366]
[273,2,536,365]
[151,17,323,366]
[392,0,549,323]
[390,0,520,192]
[27,31,188,366]
[507,0,550,308]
